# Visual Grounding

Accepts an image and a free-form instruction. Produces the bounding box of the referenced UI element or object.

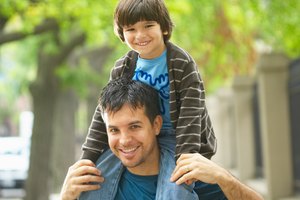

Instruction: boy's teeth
[139,42,148,46]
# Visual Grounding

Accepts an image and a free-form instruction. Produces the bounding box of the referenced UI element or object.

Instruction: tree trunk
[50,89,78,193]
[26,51,58,200]
[25,33,85,200]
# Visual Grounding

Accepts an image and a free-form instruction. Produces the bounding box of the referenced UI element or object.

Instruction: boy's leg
[157,129,176,153]
[157,130,196,196]
[158,129,227,200]
[194,181,227,200]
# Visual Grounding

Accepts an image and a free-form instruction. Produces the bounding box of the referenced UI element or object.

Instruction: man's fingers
[76,165,101,176]
[69,183,101,195]
[75,174,104,185]
[73,159,96,168]
[68,162,101,179]
[170,163,192,182]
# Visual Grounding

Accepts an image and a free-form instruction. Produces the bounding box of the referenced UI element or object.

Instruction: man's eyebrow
[107,124,118,128]
[129,120,142,125]
[107,121,142,128]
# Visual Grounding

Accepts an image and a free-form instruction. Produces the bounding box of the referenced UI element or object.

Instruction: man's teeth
[122,147,138,153]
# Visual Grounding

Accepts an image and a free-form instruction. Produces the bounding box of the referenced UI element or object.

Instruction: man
[60,78,263,200]
[61,78,198,200]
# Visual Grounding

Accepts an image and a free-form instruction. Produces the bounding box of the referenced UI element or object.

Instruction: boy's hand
[60,159,104,200]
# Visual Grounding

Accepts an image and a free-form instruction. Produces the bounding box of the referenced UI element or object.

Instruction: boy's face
[103,103,162,175]
[123,21,166,59]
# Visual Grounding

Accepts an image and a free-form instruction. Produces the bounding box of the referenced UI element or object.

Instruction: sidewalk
[0,189,59,200]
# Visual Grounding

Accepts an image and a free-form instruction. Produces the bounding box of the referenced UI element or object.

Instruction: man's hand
[170,154,264,200]
[60,159,104,200]
[170,153,220,185]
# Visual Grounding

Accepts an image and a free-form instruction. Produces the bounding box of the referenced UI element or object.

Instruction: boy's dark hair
[99,78,160,124]
[114,0,174,42]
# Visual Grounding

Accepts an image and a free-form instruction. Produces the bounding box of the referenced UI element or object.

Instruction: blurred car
[0,137,30,188]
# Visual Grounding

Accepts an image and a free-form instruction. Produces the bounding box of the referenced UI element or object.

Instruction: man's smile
[118,146,140,159]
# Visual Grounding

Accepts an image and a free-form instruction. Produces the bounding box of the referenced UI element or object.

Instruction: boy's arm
[81,105,108,163]
[174,61,216,160]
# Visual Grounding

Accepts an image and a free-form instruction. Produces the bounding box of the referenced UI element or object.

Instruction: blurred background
[0,0,299,200]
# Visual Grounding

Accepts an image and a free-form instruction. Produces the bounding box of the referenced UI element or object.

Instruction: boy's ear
[153,115,163,136]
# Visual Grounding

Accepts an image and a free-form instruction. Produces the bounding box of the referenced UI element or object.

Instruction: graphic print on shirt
[134,69,169,115]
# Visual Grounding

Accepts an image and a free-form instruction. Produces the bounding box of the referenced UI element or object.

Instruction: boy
[81,0,218,196]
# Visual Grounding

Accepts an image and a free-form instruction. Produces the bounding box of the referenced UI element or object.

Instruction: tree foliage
[2,0,300,92]
[1,1,300,199]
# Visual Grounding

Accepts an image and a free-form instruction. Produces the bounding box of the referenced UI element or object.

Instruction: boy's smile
[123,21,166,59]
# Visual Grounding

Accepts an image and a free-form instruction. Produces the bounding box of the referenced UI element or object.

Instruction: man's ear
[153,115,163,136]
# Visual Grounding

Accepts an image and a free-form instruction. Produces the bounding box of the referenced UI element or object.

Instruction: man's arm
[59,160,104,200]
[170,153,264,200]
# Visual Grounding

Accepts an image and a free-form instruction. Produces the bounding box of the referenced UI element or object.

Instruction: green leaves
[2,0,300,94]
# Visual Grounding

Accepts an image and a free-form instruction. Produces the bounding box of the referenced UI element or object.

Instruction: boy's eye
[145,24,154,28]
[124,27,134,32]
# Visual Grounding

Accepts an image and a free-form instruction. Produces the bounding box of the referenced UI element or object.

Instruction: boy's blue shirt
[134,50,172,130]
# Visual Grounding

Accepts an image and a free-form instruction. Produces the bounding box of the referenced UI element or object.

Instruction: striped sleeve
[168,43,217,160]
[81,105,108,163]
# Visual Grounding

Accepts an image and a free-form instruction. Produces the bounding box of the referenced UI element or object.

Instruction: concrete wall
[208,52,297,200]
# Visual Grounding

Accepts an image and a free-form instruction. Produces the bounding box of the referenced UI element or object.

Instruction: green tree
[1,1,300,199]
[0,1,118,199]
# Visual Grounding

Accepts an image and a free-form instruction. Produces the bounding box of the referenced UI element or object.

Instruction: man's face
[103,103,162,175]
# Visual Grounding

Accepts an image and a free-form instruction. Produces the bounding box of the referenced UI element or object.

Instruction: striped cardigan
[81,41,217,162]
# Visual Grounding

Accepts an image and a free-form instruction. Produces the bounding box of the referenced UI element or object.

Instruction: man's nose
[119,133,132,145]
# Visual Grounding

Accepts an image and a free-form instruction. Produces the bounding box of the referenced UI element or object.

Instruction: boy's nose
[136,30,145,39]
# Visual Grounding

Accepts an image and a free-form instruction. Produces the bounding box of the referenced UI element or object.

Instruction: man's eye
[109,128,119,134]
[130,125,140,129]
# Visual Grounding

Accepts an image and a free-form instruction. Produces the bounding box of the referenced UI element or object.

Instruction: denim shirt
[79,147,199,200]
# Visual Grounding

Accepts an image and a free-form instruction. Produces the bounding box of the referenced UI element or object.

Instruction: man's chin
[121,160,139,169]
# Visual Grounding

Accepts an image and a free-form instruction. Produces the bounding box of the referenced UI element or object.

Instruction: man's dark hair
[114,0,174,42]
[99,78,160,123]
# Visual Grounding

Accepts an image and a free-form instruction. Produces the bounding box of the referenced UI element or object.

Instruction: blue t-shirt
[133,50,172,129]
[114,169,158,200]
